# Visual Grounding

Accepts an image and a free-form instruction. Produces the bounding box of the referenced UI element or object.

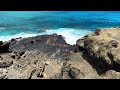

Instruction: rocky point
[1,28,120,79]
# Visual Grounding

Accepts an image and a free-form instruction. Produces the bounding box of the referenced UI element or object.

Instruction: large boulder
[76,28,120,71]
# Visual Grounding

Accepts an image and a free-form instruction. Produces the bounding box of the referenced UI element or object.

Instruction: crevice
[80,49,110,75]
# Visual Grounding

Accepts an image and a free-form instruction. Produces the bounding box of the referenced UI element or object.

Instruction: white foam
[0,32,40,42]
[43,28,93,45]
[0,28,93,45]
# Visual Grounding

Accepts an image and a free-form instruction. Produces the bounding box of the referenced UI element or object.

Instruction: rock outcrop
[0,34,75,79]
[9,34,76,61]
[102,70,120,79]
[1,28,120,79]
[76,28,120,74]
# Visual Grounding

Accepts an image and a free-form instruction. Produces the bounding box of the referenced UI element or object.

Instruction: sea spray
[0,28,93,45]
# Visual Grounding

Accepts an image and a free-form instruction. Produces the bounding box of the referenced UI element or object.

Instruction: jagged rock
[102,70,120,79]
[9,35,76,61]
[61,52,101,79]
[0,61,13,68]
[1,31,120,79]
[76,28,120,72]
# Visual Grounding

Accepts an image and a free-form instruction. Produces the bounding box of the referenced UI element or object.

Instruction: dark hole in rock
[45,63,48,66]
[11,55,15,59]
[33,60,38,64]
[30,41,34,44]
[36,71,44,78]
[111,44,117,48]
[39,74,44,78]
[19,51,25,56]
[78,46,85,52]
[109,40,118,48]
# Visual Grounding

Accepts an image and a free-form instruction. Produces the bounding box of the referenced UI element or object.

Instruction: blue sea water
[0,11,120,45]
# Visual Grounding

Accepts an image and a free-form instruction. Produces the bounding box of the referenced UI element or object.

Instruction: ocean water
[0,11,120,45]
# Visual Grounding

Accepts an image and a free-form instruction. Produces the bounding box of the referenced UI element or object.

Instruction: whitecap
[0,28,93,45]
[42,28,93,45]
[0,32,40,42]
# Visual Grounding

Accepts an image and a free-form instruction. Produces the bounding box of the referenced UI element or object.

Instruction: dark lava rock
[9,35,76,60]
[0,41,9,53]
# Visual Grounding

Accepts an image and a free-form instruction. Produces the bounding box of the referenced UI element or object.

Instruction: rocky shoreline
[1,28,120,79]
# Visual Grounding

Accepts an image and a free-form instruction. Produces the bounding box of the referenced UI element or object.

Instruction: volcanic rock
[76,28,120,72]
[9,34,76,61]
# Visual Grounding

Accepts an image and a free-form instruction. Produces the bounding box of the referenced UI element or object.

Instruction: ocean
[0,11,120,45]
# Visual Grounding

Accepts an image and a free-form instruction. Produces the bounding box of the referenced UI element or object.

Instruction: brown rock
[76,28,120,72]
[102,70,120,79]
[61,52,101,79]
